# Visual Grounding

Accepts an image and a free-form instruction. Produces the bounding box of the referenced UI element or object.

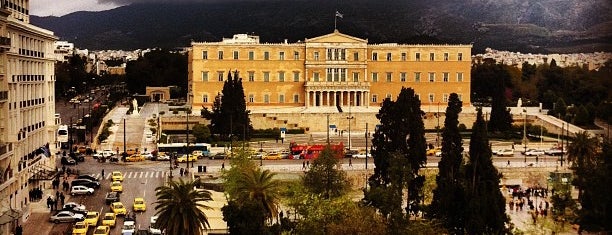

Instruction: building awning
[0,209,22,225]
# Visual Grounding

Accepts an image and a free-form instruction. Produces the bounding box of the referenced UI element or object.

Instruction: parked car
[77,175,99,182]
[522,149,545,156]
[105,192,120,205]
[263,152,281,160]
[61,202,88,215]
[70,185,94,196]
[495,149,514,156]
[149,216,162,235]
[141,152,154,160]
[352,153,371,159]
[126,154,145,162]
[545,147,564,156]
[156,154,170,161]
[191,150,204,159]
[71,179,100,189]
[280,150,290,159]
[344,149,359,158]
[209,152,227,160]
[49,211,84,223]
[177,154,197,163]
[61,157,76,165]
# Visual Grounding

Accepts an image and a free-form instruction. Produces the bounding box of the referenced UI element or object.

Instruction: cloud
[96,0,263,4]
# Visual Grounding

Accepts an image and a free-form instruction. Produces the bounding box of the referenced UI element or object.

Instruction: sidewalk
[23,177,75,235]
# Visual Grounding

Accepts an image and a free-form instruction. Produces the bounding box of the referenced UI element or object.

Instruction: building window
[457,72,463,82]
[279,52,285,60]
[353,72,359,82]
[415,72,421,82]
[429,94,435,103]
[294,51,299,60]
[443,72,449,82]
[443,94,449,102]
[233,51,239,60]
[264,94,270,103]
[400,72,406,82]
[218,71,224,81]
[429,72,435,82]
[249,51,254,60]
[278,71,285,82]
[386,94,392,100]
[386,53,392,61]
[263,72,270,82]
[372,94,378,103]
[218,51,224,60]
[264,52,270,60]
[372,52,378,61]
[458,53,463,61]
[249,94,255,103]
[386,72,392,82]
[372,72,378,82]
[202,51,208,59]
[401,52,406,61]
[415,52,421,61]
[326,68,333,82]
[279,94,285,103]
[201,71,208,81]
[248,71,255,82]
[314,51,319,61]
[313,72,320,82]
[293,72,300,82]
[293,94,299,103]
[430,53,435,61]
[444,53,449,61]
[353,52,359,61]
[202,95,208,103]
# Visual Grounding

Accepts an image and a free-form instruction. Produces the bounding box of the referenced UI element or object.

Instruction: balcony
[0,37,10,51]
[0,90,7,102]
[305,81,371,90]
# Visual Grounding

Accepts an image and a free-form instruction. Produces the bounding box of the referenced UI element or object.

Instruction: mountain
[31,0,612,53]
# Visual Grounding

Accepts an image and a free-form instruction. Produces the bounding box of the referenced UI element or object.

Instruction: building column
[339,91,344,107]
[306,91,310,108]
[353,91,357,106]
[317,91,321,107]
[326,91,330,106]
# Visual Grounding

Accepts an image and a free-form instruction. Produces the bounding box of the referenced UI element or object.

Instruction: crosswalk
[86,171,172,180]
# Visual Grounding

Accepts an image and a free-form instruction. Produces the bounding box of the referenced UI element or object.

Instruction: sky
[29,0,266,16]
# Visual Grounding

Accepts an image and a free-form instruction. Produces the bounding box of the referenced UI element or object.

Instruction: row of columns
[305,90,369,108]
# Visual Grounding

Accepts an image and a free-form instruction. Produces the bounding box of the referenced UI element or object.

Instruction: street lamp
[523,109,527,164]
[259,141,263,166]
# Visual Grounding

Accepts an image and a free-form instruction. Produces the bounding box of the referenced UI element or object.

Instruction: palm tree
[567,131,599,199]
[154,178,213,235]
[235,168,281,221]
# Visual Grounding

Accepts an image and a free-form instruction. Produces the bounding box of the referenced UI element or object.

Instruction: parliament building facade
[188,31,471,112]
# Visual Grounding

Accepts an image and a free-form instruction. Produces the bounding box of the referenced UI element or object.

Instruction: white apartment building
[0,1,58,234]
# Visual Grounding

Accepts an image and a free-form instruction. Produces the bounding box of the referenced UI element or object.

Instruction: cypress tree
[430,93,466,233]
[464,109,509,234]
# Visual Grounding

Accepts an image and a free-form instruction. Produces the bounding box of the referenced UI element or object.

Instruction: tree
[192,124,211,143]
[125,49,187,95]
[204,71,252,140]
[573,105,591,126]
[222,200,267,235]
[154,178,213,235]
[463,109,509,234]
[302,146,349,199]
[575,140,612,232]
[430,93,466,233]
[234,168,281,220]
[363,87,426,230]
[567,131,599,199]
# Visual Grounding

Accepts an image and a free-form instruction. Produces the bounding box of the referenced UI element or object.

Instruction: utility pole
[123,118,126,162]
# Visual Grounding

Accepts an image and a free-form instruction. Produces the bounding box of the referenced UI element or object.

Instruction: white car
[149,216,162,235]
[141,152,154,160]
[523,149,545,156]
[71,185,94,196]
[495,149,514,156]
[121,221,136,235]
[352,153,371,158]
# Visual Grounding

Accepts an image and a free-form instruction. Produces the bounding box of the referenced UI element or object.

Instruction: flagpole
[334,11,337,30]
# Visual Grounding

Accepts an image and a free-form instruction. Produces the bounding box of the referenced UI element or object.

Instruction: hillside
[31,0,612,53]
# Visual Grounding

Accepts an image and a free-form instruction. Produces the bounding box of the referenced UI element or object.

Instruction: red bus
[289,142,344,159]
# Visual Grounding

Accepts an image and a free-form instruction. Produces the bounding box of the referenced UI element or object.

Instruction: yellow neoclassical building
[188,30,471,112]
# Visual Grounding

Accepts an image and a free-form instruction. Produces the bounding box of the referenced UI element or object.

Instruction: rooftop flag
[335,11,343,18]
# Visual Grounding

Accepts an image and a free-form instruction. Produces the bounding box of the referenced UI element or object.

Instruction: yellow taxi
[177,154,197,163]
[92,225,110,235]
[133,197,146,212]
[84,211,99,227]
[110,181,123,192]
[426,147,441,156]
[72,221,88,235]
[263,152,281,160]
[101,213,116,227]
[126,154,145,162]
[110,202,127,216]
[111,171,123,182]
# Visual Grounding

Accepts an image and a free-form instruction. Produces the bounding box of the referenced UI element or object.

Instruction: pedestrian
[55,191,60,201]
[302,161,306,170]
[101,169,105,179]
[60,193,65,206]
[46,196,52,209]
[349,158,352,167]
[507,160,510,167]
[536,156,539,163]
[53,198,58,211]
[180,168,184,177]
[221,162,225,170]
[306,161,309,168]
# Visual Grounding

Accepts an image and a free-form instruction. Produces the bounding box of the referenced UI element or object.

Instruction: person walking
[302,161,306,170]
[101,169,105,180]
[59,193,65,207]
[46,196,52,209]
[349,158,352,167]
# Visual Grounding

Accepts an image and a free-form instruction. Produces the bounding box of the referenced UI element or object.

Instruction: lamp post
[523,109,527,164]
[259,141,263,166]
[123,118,126,162]
[347,102,354,150]
[186,109,191,171]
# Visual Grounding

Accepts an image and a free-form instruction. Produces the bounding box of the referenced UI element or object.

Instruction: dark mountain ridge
[31,0,612,53]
